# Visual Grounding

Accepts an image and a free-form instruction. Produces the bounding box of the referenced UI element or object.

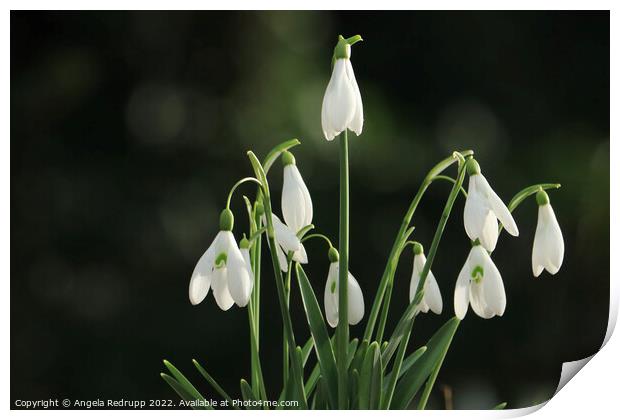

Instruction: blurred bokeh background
[11,11,609,409]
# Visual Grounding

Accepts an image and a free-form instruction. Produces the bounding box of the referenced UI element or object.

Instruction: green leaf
[262,138,301,174]
[295,263,339,409]
[347,338,359,369]
[493,402,508,410]
[508,183,561,211]
[350,339,369,375]
[391,317,460,409]
[300,336,315,367]
[350,369,359,408]
[163,360,207,405]
[192,359,237,408]
[357,341,382,409]
[161,373,210,410]
[240,379,258,408]
[383,346,427,386]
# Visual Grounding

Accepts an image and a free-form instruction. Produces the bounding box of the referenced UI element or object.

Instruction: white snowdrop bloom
[463,159,519,252]
[409,243,442,315]
[323,248,364,328]
[454,244,506,320]
[532,190,564,277]
[281,151,313,234]
[189,209,253,309]
[262,213,308,272]
[321,36,363,141]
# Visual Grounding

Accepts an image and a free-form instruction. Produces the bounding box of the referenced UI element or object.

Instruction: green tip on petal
[219,208,234,231]
[466,158,481,176]
[328,246,340,263]
[536,189,550,206]
[281,151,296,166]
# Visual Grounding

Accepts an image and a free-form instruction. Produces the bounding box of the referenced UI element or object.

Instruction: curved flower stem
[374,229,415,344]
[382,157,469,409]
[246,151,307,408]
[432,175,468,198]
[302,233,334,249]
[363,150,474,343]
[337,130,350,409]
[226,177,262,209]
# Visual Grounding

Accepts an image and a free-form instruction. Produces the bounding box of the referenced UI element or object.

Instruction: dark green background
[11,11,609,409]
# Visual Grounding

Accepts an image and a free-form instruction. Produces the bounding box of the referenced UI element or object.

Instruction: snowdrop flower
[262,213,308,272]
[281,151,313,234]
[189,209,253,309]
[323,247,364,328]
[532,190,564,276]
[463,159,519,252]
[409,243,442,315]
[454,244,506,320]
[321,35,364,141]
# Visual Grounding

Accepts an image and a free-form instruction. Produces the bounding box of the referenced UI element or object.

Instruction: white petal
[271,214,301,253]
[188,243,216,305]
[479,210,499,252]
[345,60,363,136]
[533,204,564,275]
[347,271,365,325]
[324,263,339,328]
[241,248,254,284]
[464,176,491,243]
[282,165,313,234]
[275,242,289,273]
[292,242,308,264]
[211,268,234,310]
[425,270,443,315]
[321,59,356,141]
[454,249,472,320]
[409,263,421,304]
[227,244,253,307]
[478,174,519,237]
[469,281,494,319]
[480,249,506,316]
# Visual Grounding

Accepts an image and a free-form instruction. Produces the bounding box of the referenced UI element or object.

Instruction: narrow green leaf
[295,263,339,409]
[350,339,369,375]
[160,373,210,410]
[350,369,359,408]
[383,346,427,387]
[369,346,383,409]
[493,402,508,410]
[192,359,237,408]
[357,341,379,410]
[262,138,301,174]
[347,338,359,369]
[391,317,460,409]
[163,360,206,404]
[240,378,258,403]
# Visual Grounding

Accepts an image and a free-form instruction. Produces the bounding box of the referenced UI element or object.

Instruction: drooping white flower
[262,213,308,272]
[532,190,564,277]
[281,151,313,234]
[323,255,365,328]
[463,159,519,252]
[454,244,506,320]
[321,36,363,141]
[188,210,253,309]
[409,244,442,315]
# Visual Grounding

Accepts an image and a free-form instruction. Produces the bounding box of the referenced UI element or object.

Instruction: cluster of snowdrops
[161,34,564,410]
